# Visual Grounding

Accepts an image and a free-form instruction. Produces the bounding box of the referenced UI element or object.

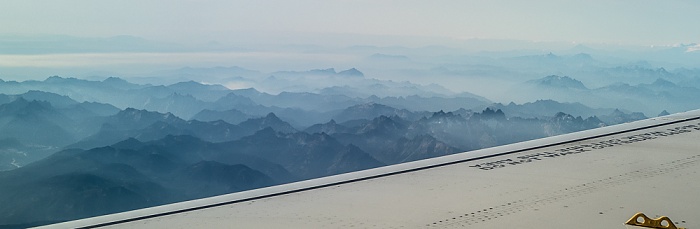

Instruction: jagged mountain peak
[530,75,588,90]
[168,80,229,91]
[100,76,140,90]
[119,107,156,116]
[23,90,69,98]
[169,80,201,86]
[572,52,593,60]
[0,97,54,113]
[165,92,198,99]
[554,111,576,120]
[586,109,647,126]
[303,119,350,135]
[337,68,364,77]
[255,112,286,125]
[44,75,67,82]
[650,78,676,87]
[42,75,89,85]
[264,112,279,120]
[331,102,415,123]
[114,108,182,124]
[310,68,336,74]
[610,108,624,115]
[425,110,462,121]
[238,113,297,134]
[214,92,257,106]
[231,87,262,95]
[19,90,79,108]
[475,107,506,120]
[430,110,450,118]
[375,115,399,123]
[354,102,389,109]
[357,115,405,134]
[0,98,57,120]
[167,80,206,90]
[191,108,250,125]
[102,76,127,83]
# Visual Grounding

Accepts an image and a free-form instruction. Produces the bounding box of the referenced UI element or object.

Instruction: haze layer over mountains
[1,39,699,227]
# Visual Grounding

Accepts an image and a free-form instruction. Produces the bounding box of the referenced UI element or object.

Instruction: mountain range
[2,35,700,228]
[0,76,490,124]
[0,75,658,227]
[513,74,700,115]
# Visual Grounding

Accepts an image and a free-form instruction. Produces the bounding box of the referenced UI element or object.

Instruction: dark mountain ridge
[68,109,300,150]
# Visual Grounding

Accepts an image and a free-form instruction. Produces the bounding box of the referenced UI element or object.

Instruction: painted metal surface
[37,110,700,228]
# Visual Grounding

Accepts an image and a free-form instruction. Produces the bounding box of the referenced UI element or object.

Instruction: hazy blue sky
[1,0,698,46]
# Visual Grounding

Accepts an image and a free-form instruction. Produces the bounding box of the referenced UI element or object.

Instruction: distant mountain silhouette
[0,76,495,127]
[191,108,253,125]
[544,112,605,135]
[238,113,297,134]
[304,119,350,135]
[332,115,459,164]
[489,100,617,119]
[597,109,648,125]
[528,75,588,90]
[472,107,507,120]
[337,68,364,77]
[140,93,208,119]
[332,108,609,162]
[166,80,231,102]
[512,74,700,116]
[331,102,419,123]
[368,95,489,113]
[229,90,358,112]
[69,110,299,150]
[367,53,411,61]
[18,90,79,108]
[272,68,363,77]
[63,101,121,117]
[66,108,187,149]
[101,76,144,90]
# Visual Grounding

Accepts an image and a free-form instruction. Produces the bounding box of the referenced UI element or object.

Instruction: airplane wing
[36,110,700,228]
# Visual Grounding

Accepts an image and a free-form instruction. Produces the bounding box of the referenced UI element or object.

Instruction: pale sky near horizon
[1,0,699,47]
